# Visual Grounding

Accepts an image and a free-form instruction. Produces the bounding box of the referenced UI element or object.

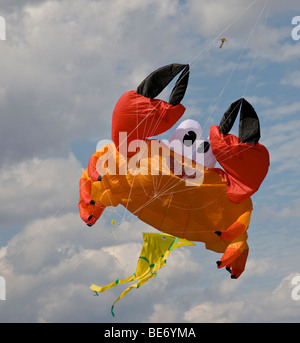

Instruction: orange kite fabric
[78,64,270,279]
[78,136,267,278]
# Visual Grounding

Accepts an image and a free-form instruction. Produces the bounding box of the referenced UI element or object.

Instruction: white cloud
[281,71,300,88]
[146,303,181,323]
[184,300,246,323]
[257,197,300,220]
[0,0,192,164]
[183,273,300,323]
[183,0,300,65]
[245,258,274,277]
[262,102,300,119]
[246,95,273,108]
[0,154,82,229]
[258,115,300,177]
[0,208,201,322]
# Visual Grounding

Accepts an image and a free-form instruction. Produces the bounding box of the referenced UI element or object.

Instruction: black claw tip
[90,200,95,205]
[88,214,93,221]
[87,223,92,227]
[97,175,102,181]
[216,261,222,267]
[231,275,236,279]
[137,63,189,106]
[214,231,222,236]
[226,267,232,274]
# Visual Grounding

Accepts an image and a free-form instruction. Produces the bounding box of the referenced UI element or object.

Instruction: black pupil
[197,141,210,153]
[183,131,196,147]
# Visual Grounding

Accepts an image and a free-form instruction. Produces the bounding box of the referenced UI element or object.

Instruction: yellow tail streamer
[90,232,195,316]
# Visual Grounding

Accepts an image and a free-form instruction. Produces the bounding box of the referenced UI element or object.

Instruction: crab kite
[79,63,269,282]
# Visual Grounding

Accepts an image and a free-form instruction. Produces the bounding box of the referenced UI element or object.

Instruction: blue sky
[0,0,300,323]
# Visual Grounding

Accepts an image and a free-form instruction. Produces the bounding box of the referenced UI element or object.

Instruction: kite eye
[193,138,216,168]
[168,119,202,157]
[183,131,197,147]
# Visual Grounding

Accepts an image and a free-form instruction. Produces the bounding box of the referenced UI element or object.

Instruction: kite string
[81,0,265,199]
[125,0,262,145]
[201,3,265,136]
[117,0,270,227]
[125,22,266,212]
[147,0,268,174]
[187,0,260,70]
[211,0,272,165]
[202,0,272,165]
[242,0,272,99]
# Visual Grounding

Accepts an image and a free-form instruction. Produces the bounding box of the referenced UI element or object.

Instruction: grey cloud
[0,0,191,166]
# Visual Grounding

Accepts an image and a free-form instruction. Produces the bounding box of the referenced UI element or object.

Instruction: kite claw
[226,267,232,274]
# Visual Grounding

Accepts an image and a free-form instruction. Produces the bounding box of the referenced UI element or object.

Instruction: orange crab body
[79,136,260,278]
[78,64,269,279]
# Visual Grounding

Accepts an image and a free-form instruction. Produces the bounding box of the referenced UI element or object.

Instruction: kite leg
[214,211,251,277]
[216,233,249,279]
[230,246,249,279]
[78,169,106,226]
[78,199,105,227]
[215,211,251,241]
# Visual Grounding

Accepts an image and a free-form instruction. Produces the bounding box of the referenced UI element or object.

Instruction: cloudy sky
[0,0,300,323]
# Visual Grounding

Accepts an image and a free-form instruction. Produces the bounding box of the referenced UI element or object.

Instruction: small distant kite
[219,38,228,48]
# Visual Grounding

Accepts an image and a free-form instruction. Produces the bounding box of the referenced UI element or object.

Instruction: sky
[0,0,300,323]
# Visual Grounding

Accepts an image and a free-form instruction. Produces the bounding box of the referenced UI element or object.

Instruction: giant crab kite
[78,63,269,284]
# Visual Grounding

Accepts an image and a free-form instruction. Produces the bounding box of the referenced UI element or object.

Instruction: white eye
[192,137,217,168]
[168,119,202,157]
